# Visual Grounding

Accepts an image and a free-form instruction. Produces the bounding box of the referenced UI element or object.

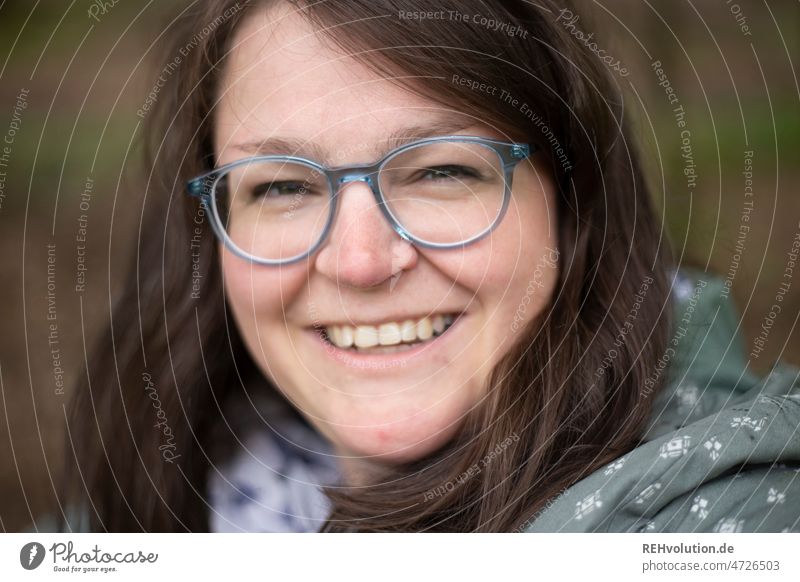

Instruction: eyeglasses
[186,135,534,265]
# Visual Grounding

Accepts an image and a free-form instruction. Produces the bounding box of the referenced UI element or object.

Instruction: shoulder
[642,462,800,532]
[521,268,800,533]
[523,387,800,532]
[637,387,800,533]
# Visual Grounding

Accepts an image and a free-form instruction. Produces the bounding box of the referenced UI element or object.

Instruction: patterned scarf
[208,389,341,532]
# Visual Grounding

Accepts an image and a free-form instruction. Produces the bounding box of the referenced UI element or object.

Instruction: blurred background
[0,0,797,531]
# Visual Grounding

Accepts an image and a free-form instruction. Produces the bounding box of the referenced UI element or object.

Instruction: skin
[214,3,560,483]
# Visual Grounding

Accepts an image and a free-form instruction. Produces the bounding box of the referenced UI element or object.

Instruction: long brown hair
[63,0,674,532]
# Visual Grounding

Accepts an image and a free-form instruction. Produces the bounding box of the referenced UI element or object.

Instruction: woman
[62,0,800,532]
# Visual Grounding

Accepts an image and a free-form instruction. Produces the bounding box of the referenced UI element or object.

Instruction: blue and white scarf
[207,389,341,532]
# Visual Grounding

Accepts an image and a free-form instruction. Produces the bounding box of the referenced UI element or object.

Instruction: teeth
[378,323,402,346]
[417,318,433,341]
[400,320,416,342]
[354,326,379,348]
[325,314,456,350]
[340,325,353,348]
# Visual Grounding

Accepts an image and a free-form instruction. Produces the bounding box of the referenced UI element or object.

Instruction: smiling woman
[60,0,800,533]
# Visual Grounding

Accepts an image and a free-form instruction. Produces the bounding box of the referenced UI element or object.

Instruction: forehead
[214,4,493,165]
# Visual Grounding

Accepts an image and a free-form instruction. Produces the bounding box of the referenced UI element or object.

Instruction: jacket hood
[523,268,800,532]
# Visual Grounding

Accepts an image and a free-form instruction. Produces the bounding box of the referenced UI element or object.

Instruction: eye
[251,181,314,198]
[419,165,482,181]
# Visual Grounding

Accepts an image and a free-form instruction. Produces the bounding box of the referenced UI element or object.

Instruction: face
[214,3,559,481]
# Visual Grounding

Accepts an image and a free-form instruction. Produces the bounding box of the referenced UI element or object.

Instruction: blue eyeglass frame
[186,135,534,265]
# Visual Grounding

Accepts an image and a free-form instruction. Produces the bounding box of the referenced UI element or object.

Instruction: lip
[310,311,461,329]
[305,312,466,370]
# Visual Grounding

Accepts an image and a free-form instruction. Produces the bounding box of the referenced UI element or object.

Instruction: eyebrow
[229,116,478,166]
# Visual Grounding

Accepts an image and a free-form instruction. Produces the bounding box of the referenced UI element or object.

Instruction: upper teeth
[326,314,455,349]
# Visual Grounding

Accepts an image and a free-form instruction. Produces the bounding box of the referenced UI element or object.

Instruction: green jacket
[524,268,800,532]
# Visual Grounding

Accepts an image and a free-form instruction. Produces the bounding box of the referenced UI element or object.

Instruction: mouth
[319,313,461,355]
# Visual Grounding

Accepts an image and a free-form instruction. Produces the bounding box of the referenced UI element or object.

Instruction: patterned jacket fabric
[523,268,800,532]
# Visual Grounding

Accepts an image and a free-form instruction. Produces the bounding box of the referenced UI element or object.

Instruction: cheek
[221,252,262,323]
[422,179,559,349]
[219,246,303,336]
[485,168,559,289]
[500,191,559,291]
[432,186,558,299]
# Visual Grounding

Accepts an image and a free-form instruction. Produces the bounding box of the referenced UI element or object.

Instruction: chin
[329,404,466,466]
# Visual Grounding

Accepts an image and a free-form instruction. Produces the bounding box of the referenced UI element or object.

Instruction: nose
[314,179,417,289]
